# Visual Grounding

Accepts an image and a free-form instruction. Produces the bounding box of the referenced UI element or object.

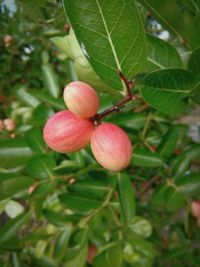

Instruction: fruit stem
[92,71,138,125]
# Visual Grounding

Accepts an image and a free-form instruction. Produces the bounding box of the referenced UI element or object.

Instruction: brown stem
[92,70,137,125]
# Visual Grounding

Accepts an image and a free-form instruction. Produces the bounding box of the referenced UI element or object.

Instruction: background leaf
[140,69,195,115]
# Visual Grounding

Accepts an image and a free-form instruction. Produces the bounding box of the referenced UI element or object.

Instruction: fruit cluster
[43,81,132,172]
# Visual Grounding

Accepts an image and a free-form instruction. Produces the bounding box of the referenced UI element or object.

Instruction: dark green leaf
[176,173,200,196]
[25,128,47,154]
[53,160,82,174]
[146,33,183,71]
[93,242,123,267]
[165,186,185,211]
[0,176,34,201]
[69,180,109,199]
[0,138,34,168]
[63,0,147,90]
[117,173,136,224]
[0,212,31,244]
[132,148,163,167]
[26,155,56,180]
[187,47,200,81]
[171,145,200,177]
[43,209,82,225]
[158,126,180,158]
[59,194,101,214]
[140,69,195,115]
[109,112,146,130]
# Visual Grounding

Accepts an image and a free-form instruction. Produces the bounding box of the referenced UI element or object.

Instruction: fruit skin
[91,123,132,172]
[43,110,94,153]
[63,81,99,118]
[191,201,200,218]
[3,118,16,132]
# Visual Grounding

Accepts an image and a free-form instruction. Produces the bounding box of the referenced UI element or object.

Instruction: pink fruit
[91,123,132,172]
[63,81,99,118]
[191,201,200,219]
[43,110,94,153]
[3,118,16,132]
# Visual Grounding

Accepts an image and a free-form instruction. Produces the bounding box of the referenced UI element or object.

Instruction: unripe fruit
[191,201,200,219]
[43,110,94,153]
[63,81,99,118]
[91,123,132,172]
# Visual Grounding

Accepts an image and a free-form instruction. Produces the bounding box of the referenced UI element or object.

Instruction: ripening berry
[91,123,132,172]
[63,81,99,118]
[191,201,200,219]
[43,110,94,153]
[3,118,16,132]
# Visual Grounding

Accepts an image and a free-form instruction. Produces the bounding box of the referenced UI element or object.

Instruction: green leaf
[54,227,73,265]
[42,63,60,98]
[15,85,41,108]
[127,238,155,267]
[53,160,82,174]
[165,186,185,212]
[43,209,82,225]
[187,47,200,82]
[0,212,31,244]
[32,91,65,110]
[26,155,56,180]
[137,0,197,48]
[132,148,163,167]
[150,184,169,210]
[93,242,123,267]
[146,33,183,71]
[0,138,34,168]
[59,194,101,214]
[0,176,34,201]
[171,144,200,177]
[176,173,200,196]
[25,128,47,154]
[140,69,195,115]
[51,36,71,58]
[109,112,146,130]
[65,228,88,267]
[69,180,109,199]
[128,216,152,238]
[117,173,136,224]
[63,0,147,91]
[158,126,180,158]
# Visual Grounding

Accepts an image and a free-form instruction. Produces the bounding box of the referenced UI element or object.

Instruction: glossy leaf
[176,173,200,196]
[117,173,136,224]
[0,176,34,201]
[59,193,101,214]
[68,180,109,199]
[0,212,31,244]
[146,33,183,71]
[43,209,82,225]
[132,148,163,167]
[26,155,56,180]
[63,0,147,90]
[109,112,146,130]
[165,186,185,212]
[128,216,152,238]
[172,145,200,177]
[25,127,47,154]
[158,126,180,158]
[140,69,195,115]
